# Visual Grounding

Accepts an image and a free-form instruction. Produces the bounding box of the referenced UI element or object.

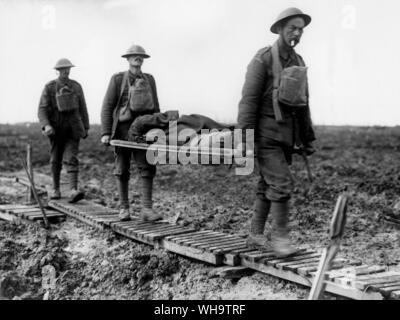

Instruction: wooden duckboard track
[43,199,400,300]
[0,204,66,223]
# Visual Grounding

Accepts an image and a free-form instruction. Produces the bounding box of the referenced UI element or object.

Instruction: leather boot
[246,198,271,250]
[68,171,84,203]
[270,200,299,258]
[139,177,162,222]
[119,208,131,221]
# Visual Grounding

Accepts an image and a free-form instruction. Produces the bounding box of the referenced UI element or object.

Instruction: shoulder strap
[115,71,129,108]
[271,41,284,123]
[120,71,129,97]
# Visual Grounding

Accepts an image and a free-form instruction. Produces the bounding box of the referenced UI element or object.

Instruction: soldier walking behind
[101,44,162,222]
[237,8,316,257]
[38,58,89,203]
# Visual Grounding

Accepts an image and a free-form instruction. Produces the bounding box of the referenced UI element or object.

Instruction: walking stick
[308,194,348,300]
[20,147,50,229]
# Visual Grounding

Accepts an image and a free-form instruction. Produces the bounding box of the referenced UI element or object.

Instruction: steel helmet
[270,7,311,34]
[121,44,150,58]
[54,58,75,70]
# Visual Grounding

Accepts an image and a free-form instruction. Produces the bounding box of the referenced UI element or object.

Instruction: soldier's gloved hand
[101,135,111,146]
[42,125,55,137]
[302,143,315,156]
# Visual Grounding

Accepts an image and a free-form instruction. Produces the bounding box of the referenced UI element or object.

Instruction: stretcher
[110,139,242,165]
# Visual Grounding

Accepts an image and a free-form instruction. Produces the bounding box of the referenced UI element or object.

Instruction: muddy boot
[119,208,131,221]
[139,207,162,222]
[246,198,271,250]
[50,165,61,199]
[139,177,162,222]
[271,200,299,258]
[50,189,61,200]
[68,171,84,203]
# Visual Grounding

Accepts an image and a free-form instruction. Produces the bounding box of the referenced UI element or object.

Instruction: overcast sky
[0,0,399,126]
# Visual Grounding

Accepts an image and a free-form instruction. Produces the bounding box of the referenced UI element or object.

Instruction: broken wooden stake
[309,194,349,300]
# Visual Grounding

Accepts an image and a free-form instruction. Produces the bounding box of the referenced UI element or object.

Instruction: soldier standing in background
[237,8,316,257]
[38,58,89,203]
[101,44,162,222]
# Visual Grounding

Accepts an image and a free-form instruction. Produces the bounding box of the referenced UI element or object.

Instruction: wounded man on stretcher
[110,111,254,175]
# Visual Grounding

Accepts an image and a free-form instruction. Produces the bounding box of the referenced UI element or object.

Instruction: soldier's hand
[302,144,315,156]
[83,130,89,139]
[101,135,111,146]
[43,125,55,136]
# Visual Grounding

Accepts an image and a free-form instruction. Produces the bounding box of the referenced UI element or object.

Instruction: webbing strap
[271,41,284,123]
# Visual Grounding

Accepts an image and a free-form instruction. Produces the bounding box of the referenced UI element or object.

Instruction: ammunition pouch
[56,85,79,113]
[271,41,308,123]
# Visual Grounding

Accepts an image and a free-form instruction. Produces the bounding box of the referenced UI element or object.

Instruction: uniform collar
[128,70,143,78]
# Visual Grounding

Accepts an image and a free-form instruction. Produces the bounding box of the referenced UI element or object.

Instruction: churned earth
[1,124,400,300]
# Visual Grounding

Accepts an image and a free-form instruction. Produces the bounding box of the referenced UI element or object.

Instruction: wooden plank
[224,249,260,267]
[279,258,321,271]
[241,251,277,263]
[372,281,400,289]
[146,228,197,241]
[203,240,247,251]
[339,265,387,277]
[213,244,249,254]
[354,275,400,291]
[0,211,19,222]
[10,208,41,214]
[165,231,215,242]
[177,233,229,245]
[22,212,66,219]
[123,222,164,232]
[0,204,32,211]
[372,285,400,297]
[127,224,178,236]
[265,252,321,267]
[163,240,223,265]
[194,237,245,249]
[133,226,188,240]
[110,220,150,229]
[242,259,383,300]
[299,259,362,277]
[231,247,258,254]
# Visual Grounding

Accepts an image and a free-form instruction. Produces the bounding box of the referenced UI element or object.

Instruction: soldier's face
[127,55,144,68]
[57,68,70,80]
[279,17,305,47]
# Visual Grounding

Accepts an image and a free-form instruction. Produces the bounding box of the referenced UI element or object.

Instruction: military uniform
[101,70,160,212]
[238,40,315,202]
[102,71,159,181]
[38,78,89,196]
[237,7,315,257]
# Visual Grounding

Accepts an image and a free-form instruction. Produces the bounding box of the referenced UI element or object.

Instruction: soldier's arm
[298,55,316,145]
[101,75,118,137]
[149,75,160,113]
[237,53,268,131]
[38,85,51,130]
[77,84,90,131]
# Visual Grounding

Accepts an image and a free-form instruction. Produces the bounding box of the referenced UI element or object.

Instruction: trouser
[113,122,157,208]
[49,134,80,190]
[250,138,294,235]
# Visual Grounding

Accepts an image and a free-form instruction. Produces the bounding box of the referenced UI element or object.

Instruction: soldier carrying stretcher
[101,44,162,222]
[237,8,316,257]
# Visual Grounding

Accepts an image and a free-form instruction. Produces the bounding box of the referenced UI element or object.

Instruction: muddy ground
[1,123,400,300]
